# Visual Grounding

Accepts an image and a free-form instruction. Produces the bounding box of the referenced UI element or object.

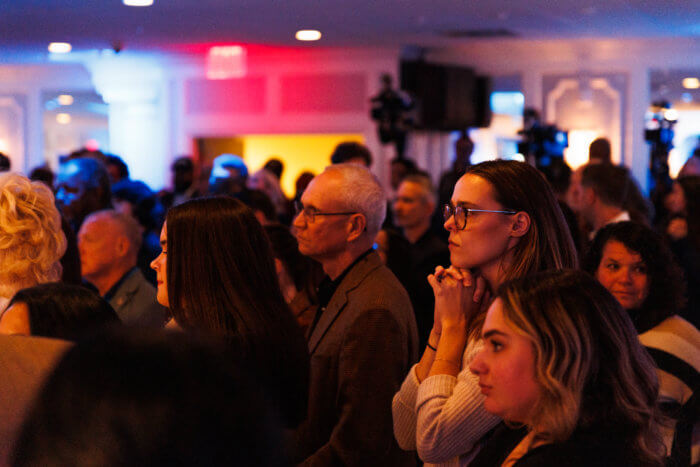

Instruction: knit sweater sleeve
[414,338,501,463]
[392,363,421,450]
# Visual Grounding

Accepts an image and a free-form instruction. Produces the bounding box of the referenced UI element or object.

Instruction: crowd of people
[0,138,697,467]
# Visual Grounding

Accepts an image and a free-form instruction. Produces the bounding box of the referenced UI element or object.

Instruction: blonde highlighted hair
[497,270,665,466]
[0,173,66,297]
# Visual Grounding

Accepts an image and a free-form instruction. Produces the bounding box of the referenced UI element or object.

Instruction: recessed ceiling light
[682,77,700,89]
[295,30,322,41]
[56,113,71,125]
[123,0,154,6]
[48,42,72,54]
[57,94,74,106]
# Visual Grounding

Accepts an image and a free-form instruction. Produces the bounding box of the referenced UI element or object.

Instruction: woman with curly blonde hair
[468,270,665,466]
[0,173,66,309]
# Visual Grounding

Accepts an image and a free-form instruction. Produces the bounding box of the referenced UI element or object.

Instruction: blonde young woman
[0,173,65,310]
[392,160,578,465]
[468,270,664,466]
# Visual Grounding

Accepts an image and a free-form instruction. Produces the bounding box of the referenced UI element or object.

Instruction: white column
[627,66,651,194]
[25,90,44,173]
[86,53,168,190]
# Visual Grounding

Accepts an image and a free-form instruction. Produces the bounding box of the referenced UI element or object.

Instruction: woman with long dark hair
[585,221,700,465]
[393,160,578,465]
[151,196,309,428]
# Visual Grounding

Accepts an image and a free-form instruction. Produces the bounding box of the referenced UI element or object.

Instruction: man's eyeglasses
[442,204,517,230]
[295,200,357,223]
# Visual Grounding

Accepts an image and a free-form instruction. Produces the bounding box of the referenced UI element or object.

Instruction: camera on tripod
[517,108,568,170]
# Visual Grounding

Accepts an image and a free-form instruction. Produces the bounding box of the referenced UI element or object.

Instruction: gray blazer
[290,251,419,466]
[108,268,167,328]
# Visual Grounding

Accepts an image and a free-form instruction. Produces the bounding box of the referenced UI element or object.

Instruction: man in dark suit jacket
[290,164,419,466]
[78,210,166,327]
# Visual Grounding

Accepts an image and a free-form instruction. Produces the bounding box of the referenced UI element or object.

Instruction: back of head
[166,197,281,332]
[588,137,612,164]
[497,270,663,465]
[330,142,373,167]
[208,154,249,195]
[677,175,700,244]
[0,153,11,172]
[104,155,129,181]
[581,163,650,222]
[166,196,309,426]
[28,166,54,188]
[0,174,66,297]
[584,221,685,331]
[263,158,284,179]
[13,329,285,466]
[56,158,112,226]
[321,164,386,237]
[465,160,578,281]
[8,283,120,341]
[84,209,144,259]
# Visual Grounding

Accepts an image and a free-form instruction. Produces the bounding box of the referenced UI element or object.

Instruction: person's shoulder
[518,438,629,467]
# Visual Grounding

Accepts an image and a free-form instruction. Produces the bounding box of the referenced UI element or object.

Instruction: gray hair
[84,209,143,254]
[321,164,386,236]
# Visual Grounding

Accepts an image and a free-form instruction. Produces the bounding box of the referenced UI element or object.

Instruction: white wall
[427,36,700,191]
[0,64,94,173]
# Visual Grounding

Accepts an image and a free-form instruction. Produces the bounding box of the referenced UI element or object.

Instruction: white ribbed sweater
[392,338,500,466]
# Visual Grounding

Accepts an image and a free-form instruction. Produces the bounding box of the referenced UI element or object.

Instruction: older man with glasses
[289,163,419,467]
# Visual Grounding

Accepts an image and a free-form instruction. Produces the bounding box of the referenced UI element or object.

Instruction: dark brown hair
[584,221,686,332]
[166,196,309,427]
[465,160,579,282]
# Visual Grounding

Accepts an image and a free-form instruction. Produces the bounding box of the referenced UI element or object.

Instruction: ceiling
[1,0,699,57]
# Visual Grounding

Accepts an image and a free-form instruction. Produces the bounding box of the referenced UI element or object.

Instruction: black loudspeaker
[400,61,491,130]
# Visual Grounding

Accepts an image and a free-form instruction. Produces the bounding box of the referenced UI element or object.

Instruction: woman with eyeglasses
[392,160,578,465]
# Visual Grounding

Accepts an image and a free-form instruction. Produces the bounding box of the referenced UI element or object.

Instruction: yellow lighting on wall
[564,130,599,169]
[239,133,364,197]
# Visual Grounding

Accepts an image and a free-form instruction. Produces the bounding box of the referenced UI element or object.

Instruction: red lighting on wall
[206,46,247,79]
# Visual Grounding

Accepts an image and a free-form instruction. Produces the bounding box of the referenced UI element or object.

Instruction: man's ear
[346,213,367,243]
[115,235,130,258]
[510,211,531,238]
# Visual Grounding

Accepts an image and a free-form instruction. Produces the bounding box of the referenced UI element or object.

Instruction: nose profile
[469,350,487,376]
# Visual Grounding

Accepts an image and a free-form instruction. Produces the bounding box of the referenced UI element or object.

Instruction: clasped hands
[427,265,491,334]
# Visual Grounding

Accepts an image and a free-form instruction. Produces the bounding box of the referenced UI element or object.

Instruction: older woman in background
[0,173,66,310]
[586,221,700,465]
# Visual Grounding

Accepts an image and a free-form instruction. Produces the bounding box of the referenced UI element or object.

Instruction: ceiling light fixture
[56,113,71,125]
[123,0,154,6]
[682,77,700,89]
[48,42,72,54]
[57,94,74,106]
[295,30,322,41]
